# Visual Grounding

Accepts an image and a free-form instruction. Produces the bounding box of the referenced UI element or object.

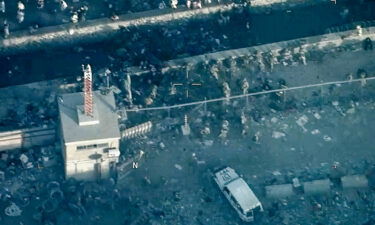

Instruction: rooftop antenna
[83,64,93,117]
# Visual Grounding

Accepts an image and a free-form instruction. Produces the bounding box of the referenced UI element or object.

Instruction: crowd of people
[0,0,245,38]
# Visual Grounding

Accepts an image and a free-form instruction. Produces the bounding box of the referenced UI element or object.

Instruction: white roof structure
[226,178,262,212]
[58,91,120,144]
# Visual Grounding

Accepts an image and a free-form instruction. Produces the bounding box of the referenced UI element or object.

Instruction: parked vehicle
[213,166,263,222]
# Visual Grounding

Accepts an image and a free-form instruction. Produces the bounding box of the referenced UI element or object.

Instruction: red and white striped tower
[83,64,93,117]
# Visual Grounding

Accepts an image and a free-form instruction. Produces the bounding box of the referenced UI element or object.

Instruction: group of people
[169,0,215,9]
[0,0,73,38]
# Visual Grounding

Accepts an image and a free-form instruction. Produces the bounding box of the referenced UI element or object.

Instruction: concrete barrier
[250,0,326,7]
[122,25,375,77]
[265,184,295,198]
[0,127,56,151]
[303,179,332,195]
[341,175,369,189]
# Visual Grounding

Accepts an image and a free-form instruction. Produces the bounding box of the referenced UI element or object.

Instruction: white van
[213,166,263,222]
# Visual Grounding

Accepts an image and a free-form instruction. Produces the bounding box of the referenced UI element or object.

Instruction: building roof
[58,91,120,144]
[226,178,261,212]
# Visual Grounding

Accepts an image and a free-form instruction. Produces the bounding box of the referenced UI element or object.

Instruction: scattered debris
[296,115,309,132]
[323,135,332,142]
[272,131,285,139]
[174,164,183,170]
[313,112,321,120]
[19,154,28,164]
[272,170,282,176]
[332,101,345,116]
[200,126,211,136]
[203,140,213,147]
[5,203,22,217]
[59,0,68,11]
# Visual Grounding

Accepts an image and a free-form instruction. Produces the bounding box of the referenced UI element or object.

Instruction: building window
[97,143,109,148]
[76,143,109,151]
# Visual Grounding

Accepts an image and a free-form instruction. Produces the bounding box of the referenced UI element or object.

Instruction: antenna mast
[83,64,93,117]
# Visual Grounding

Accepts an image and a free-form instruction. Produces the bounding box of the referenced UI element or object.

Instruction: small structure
[58,65,121,181]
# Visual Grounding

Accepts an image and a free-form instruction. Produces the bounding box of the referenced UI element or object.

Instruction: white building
[58,91,121,181]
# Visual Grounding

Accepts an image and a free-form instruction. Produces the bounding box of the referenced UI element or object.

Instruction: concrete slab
[58,91,120,144]
[265,184,294,199]
[341,175,369,189]
[303,179,331,195]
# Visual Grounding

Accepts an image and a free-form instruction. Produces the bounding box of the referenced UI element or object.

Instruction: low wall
[159,26,375,73]
[0,127,56,151]
[250,0,328,7]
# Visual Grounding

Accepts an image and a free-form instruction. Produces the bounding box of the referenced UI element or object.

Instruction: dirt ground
[117,49,375,225]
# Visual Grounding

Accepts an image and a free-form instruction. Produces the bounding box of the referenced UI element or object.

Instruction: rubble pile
[0,90,57,130]
[0,143,145,224]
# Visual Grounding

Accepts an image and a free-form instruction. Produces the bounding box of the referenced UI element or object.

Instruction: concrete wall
[63,138,120,180]
[0,127,56,151]
[265,184,295,198]
[250,0,326,7]
[64,138,119,161]
[161,26,375,73]
[341,175,369,189]
[65,159,112,181]
[303,179,332,195]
